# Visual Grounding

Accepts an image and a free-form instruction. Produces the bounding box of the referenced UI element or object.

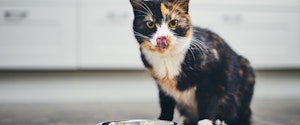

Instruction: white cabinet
[79,0,143,70]
[0,0,77,70]
[0,0,299,70]
[190,0,300,69]
[79,0,300,70]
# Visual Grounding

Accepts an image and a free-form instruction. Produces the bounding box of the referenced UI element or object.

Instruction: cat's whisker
[187,47,197,62]
[176,36,208,57]
[138,0,153,16]
[134,31,150,39]
[135,35,149,40]
[133,9,151,17]
[135,15,147,18]
[133,0,153,17]
[192,39,208,54]
[192,41,205,53]
[190,42,204,61]
[189,43,201,58]
[134,31,147,36]
[186,38,208,61]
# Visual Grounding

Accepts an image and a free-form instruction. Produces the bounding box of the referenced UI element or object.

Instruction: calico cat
[129,0,255,125]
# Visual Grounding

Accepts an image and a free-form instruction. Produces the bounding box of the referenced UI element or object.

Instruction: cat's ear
[168,0,190,13]
[130,0,143,10]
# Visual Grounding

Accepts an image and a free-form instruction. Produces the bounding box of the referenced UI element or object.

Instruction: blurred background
[0,0,299,125]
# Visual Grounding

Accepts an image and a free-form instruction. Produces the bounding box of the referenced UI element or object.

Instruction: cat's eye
[169,20,178,29]
[146,21,155,29]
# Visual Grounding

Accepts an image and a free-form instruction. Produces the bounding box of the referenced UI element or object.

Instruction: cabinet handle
[107,11,129,21]
[222,14,243,24]
[4,10,28,21]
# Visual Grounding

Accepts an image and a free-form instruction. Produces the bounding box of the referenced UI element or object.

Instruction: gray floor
[0,99,299,125]
[0,70,299,125]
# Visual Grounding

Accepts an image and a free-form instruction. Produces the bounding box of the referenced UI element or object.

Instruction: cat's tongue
[156,36,168,49]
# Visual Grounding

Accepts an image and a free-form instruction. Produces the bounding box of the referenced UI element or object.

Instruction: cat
[129,0,255,125]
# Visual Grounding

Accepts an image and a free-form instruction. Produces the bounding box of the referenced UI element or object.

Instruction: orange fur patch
[157,75,197,111]
[160,3,170,17]
[158,76,178,94]
[157,76,198,118]
[184,26,193,38]
[218,95,229,105]
[169,2,184,13]
[210,49,219,60]
[247,75,255,83]
[239,69,244,77]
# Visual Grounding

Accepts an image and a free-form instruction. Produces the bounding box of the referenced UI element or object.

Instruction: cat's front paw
[197,119,213,125]
[197,119,227,125]
[214,119,227,125]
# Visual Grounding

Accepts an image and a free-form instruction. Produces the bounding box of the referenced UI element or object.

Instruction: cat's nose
[156,36,168,49]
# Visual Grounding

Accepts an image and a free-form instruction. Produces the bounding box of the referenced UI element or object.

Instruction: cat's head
[130,0,193,55]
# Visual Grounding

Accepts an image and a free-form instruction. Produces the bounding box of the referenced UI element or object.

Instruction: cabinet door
[191,0,299,7]
[190,10,300,69]
[0,1,77,70]
[80,0,143,70]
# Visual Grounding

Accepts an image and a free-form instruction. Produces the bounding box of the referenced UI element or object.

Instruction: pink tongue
[156,37,168,49]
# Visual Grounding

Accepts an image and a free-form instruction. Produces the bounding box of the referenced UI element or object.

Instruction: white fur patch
[142,50,186,79]
[173,87,197,105]
[198,119,213,125]
[198,119,227,125]
[215,119,227,125]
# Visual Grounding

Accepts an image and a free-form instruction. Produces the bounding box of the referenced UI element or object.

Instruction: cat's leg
[182,117,198,125]
[195,87,220,125]
[196,99,219,125]
[158,90,176,121]
[229,107,251,125]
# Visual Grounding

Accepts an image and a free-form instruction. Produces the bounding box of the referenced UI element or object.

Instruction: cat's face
[130,0,192,55]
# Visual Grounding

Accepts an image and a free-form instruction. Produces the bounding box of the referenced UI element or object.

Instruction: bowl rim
[97,119,177,125]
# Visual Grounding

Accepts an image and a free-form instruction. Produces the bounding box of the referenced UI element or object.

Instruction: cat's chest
[142,50,185,79]
[142,49,198,116]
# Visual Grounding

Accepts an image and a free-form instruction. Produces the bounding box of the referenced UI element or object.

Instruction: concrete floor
[0,99,299,125]
[0,70,299,125]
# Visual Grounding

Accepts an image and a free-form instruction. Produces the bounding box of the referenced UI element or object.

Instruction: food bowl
[97,119,177,125]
